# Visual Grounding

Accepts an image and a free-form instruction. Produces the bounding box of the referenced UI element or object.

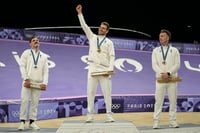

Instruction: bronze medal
[97,49,101,53]
[162,61,166,65]
[161,46,170,66]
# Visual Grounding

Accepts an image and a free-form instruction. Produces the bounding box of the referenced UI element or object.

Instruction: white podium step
[56,120,140,133]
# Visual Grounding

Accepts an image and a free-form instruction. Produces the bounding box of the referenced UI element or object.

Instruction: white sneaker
[86,115,94,123]
[153,121,160,129]
[18,122,25,131]
[29,122,40,130]
[169,121,179,128]
[105,114,115,122]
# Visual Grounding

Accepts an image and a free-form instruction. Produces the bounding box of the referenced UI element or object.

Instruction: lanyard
[31,49,40,68]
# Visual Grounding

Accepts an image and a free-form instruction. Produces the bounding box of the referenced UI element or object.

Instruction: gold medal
[97,49,101,53]
[162,61,166,65]
[97,37,105,53]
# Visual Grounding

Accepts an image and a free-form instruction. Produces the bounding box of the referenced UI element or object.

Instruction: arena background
[0,28,200,123]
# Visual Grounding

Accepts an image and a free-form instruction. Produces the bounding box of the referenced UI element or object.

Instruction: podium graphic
[56,120,140,133]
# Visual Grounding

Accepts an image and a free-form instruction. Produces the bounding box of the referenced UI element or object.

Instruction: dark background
[1,1,199,43]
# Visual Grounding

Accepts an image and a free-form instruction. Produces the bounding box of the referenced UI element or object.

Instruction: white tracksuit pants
[19,83,41,121]
[87,70,112,115]
[153,82,177,122]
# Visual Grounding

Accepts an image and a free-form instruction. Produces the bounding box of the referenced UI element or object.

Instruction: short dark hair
[160,29,171,41]
[29,35,38,43]
[101,21,110,31]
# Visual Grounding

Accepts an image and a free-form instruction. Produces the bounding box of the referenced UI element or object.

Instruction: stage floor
[0,115,200,133]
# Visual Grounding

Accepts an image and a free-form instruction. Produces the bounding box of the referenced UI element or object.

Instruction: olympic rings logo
[112,104,121,109]
[11,111,20,117]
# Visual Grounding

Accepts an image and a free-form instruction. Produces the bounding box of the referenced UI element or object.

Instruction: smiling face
[98,22,109,36]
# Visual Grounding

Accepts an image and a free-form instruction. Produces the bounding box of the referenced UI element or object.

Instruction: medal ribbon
[97,37,106,50]
[161,45,170,62]
[31,49,40,67]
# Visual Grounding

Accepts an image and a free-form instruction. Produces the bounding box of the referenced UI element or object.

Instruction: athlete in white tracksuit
[152,29,180,129]
[18,36,49,130]
[76,4,115,122]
